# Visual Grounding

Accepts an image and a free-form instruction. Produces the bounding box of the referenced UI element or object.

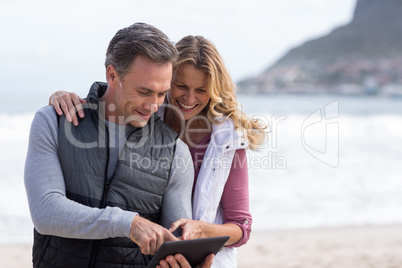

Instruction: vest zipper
[88,124,147,267]
[100,126,112,208]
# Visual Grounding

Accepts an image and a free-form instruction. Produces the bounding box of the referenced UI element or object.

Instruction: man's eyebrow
[139,87,170,94]
[138,87,153,92]
[160,88,170,94]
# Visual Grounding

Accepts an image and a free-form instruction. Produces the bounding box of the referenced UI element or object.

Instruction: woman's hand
[169,218,206,241]
[170,219,242,246]
[49,91,86,126]
[156,253,214,268]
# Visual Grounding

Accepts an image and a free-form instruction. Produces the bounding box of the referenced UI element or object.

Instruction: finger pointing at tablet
[130,215,178,255]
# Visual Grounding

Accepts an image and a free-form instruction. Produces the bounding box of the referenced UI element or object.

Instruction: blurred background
[1,0,402,251]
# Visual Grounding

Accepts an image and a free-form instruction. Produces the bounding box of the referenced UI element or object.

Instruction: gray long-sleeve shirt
[24,106,193,239]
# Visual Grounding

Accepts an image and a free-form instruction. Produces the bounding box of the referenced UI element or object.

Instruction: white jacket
[158,107,248,267]
[192,118,247,268]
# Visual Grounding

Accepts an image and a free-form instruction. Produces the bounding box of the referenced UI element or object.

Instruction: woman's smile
[177,100,198,110]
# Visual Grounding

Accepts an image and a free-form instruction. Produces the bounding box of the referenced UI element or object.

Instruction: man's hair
[105,22,177,78]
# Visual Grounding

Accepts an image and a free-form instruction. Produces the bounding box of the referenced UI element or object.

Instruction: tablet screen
[146,236,229,268]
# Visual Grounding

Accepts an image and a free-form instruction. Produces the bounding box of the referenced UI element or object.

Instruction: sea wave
[1,106,402,243]
[0,113,35,142]
[247,112,402,230]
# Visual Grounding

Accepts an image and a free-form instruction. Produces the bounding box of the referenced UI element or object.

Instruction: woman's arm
[49,90,86,126]
[169,149,252,247]
[220,148,252,247]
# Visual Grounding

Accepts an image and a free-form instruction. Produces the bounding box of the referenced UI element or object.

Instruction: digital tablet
[146,236,229,268]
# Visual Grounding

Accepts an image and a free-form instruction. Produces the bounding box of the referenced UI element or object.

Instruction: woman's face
[168,63,210,121]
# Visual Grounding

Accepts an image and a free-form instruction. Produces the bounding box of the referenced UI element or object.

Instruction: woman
[50,35,267,267]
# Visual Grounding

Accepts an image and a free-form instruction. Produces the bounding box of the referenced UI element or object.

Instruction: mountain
[238,0,402,96]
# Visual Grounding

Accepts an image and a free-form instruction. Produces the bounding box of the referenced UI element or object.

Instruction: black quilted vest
[32,82,178,268]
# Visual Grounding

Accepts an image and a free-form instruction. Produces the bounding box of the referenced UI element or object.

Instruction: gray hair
[105,22,177,78]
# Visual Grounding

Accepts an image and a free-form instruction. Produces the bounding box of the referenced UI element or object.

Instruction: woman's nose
[184,90,195,103]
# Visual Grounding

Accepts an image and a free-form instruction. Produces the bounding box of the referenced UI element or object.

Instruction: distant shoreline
[237,91,402,98]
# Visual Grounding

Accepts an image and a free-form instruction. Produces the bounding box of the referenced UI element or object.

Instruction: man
[25,23,212,268]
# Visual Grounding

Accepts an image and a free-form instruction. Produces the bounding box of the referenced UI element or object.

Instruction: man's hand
[129,215,178,255]
[156,253,214,268]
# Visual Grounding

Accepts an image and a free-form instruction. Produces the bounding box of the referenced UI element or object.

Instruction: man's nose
[144,95,159,113]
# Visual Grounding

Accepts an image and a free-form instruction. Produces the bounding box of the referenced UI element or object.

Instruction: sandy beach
[2,225,402,267]
[237,225,402,268]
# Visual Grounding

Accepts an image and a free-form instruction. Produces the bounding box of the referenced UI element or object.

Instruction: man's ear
[106,65,119,87]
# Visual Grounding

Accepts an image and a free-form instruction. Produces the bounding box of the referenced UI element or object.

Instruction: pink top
[189,134,252,248]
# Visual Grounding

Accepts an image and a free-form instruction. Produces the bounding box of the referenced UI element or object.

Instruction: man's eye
[139,91,150,96]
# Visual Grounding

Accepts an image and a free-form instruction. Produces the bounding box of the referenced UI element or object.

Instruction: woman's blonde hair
[174,35,268,150]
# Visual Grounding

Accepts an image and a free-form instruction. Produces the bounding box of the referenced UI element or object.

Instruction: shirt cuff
[225,218,252,248]
[109,207,138,238]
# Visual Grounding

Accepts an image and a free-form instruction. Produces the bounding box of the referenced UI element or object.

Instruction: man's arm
[24,106,135,239]
[159,139,194,232]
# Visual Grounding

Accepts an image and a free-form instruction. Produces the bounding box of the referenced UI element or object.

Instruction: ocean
[1,92,402,244]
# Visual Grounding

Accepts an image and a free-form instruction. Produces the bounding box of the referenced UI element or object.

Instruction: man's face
[106,55,172,127]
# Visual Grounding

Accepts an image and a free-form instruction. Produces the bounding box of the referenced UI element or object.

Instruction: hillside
[238,0,402,96]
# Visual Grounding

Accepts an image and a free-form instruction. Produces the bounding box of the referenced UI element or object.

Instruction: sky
[0,0,356,97]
